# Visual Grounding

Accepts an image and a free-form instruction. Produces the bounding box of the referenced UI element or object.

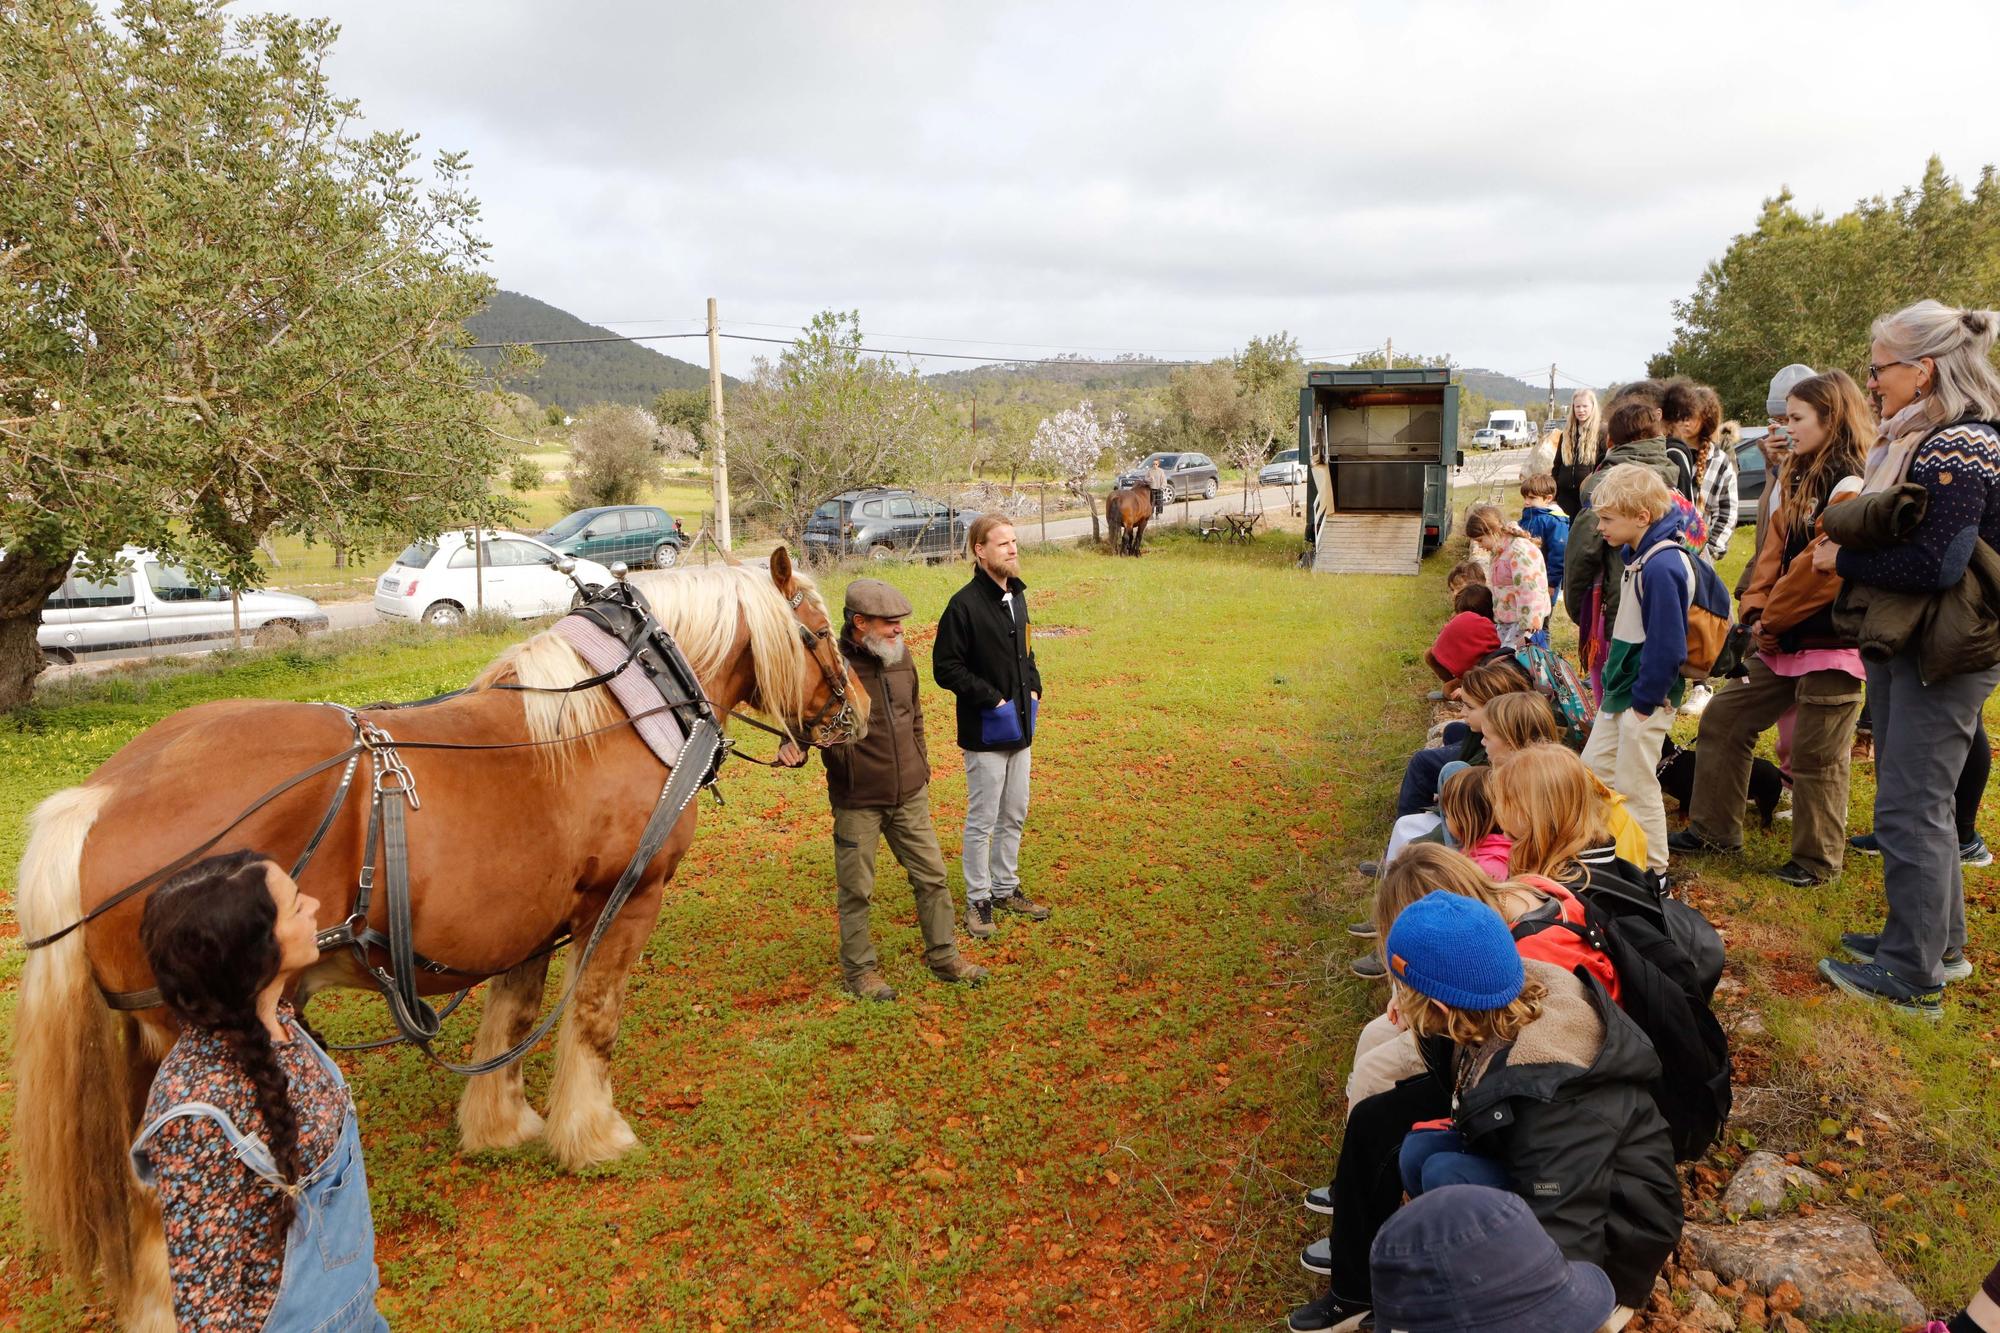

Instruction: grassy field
[1,532,1422,1331]
[4,526,1992,1330]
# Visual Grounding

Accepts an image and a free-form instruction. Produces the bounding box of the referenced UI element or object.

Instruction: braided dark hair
[140,850,303,1243]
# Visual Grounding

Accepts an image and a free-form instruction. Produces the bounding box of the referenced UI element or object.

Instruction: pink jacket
[1465,834,1515,880]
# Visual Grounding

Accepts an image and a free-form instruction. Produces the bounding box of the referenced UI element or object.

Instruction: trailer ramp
[1311,513,1424,576]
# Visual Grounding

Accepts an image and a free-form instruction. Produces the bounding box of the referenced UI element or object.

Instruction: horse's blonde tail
[12,785,141,1298]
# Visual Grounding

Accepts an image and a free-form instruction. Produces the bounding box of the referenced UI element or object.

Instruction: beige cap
[843,578,913,619]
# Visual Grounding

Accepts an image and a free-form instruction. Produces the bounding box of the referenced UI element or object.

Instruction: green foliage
[465,291,715,408]
[0,0,503,706]
[652,386,714,454]
[564,405,668,508]
[1651,157,2000,417]
[728,311,955,538]
[507,454,546,494]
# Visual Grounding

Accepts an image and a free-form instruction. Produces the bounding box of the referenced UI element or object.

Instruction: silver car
[1259,448,1308,485]
[37,548,327,663]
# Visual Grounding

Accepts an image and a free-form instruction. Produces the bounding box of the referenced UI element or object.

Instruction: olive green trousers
[833,790,960,981]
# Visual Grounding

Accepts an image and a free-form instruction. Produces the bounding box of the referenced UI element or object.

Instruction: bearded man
[779,578,988,1001]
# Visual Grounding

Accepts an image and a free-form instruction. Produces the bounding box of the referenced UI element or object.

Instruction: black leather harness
[32,581,735,1076]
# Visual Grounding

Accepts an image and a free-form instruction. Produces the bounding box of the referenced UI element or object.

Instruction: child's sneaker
[1302,1184,1334,1215]
[1962,834,1993,868]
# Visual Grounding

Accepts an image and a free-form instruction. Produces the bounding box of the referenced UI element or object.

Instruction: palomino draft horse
[13,548,867,1332]
[1104,483,1155,556]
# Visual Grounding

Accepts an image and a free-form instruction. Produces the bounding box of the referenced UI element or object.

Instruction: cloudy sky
[263,0,1999,385]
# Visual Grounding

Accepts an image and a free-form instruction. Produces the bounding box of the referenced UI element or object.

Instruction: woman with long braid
[132,851,389,1330]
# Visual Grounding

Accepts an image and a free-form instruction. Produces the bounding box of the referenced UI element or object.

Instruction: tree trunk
[0,550,73,714]
[1086,494,1100,543]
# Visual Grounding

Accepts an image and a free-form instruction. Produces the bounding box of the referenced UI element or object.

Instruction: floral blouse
[139,1006,347,1331]
[1491,534,1552,632]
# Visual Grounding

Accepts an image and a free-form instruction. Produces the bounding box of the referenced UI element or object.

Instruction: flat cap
[843,578,913,619]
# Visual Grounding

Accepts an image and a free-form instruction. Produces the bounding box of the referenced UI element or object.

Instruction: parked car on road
[1469,427,1506,451]
[35,548,327,663]
[801,487,979,563]
[1114,452,1220,503]
[1259,447,1308,486]
[538,504,686,569]
[1733,427,1773,520]
[374,530,613,626]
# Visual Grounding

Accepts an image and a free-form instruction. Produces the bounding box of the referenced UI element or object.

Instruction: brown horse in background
[12,547,867,1332]
[1105,484,1155,556]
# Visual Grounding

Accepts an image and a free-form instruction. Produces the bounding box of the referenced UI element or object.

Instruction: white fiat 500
[373,530,614,626]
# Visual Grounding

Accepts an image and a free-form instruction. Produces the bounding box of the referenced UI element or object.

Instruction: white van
[1486,410,1534,446]
[37,549,327,663]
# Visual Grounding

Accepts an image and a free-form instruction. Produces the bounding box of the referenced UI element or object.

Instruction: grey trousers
[1865,651,2000,987]
[962,746,1032,903]
[833,793,960,981]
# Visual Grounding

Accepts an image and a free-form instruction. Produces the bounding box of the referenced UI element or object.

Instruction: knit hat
[1766,363,1817,418]
[1383,891,1525,1010]
[1371,1185,1616,1333]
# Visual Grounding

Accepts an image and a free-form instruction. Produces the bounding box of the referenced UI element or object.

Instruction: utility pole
[1548,363,1558,426]
[1384,336,1393,368]
[706,297,731,551]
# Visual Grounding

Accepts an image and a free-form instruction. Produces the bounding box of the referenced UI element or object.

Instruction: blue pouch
[979,696,1037,746]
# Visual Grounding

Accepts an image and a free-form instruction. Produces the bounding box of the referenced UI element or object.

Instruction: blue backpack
[1514,643,1595,749]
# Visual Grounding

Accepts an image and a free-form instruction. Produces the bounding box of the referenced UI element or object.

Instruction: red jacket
[1511,876,1621,1003]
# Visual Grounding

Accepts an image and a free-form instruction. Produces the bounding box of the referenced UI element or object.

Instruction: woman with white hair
[1812,300,2000,1017]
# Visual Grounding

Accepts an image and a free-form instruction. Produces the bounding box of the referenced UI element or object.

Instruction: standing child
[1578,465,1690,875]
[1465,504,1551,649]
[1517,473,1569,603]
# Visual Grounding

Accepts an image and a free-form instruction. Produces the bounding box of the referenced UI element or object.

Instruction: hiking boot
[1288,1289,1371,1333]
[964,898,996,939]
[1771,861,1826,887]
[1963,834,1994,868]
[1300,1236,1333,1275]
[1667,827,1736,856]
[992,892,1051,920]
[1350,951,1386,980]
[1302,1184,1334,1215]
[1849,832,1881,855]
[931,956,989,986]
[1838,932,1974,983]
[1816,958,1943,1020]
[845,969,897,1003]
[1346,919,1377,939]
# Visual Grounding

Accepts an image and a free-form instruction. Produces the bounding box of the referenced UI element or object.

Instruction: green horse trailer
[1300,368,1459,575]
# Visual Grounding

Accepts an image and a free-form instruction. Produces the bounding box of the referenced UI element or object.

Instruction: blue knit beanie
[1384,891,1526,1010]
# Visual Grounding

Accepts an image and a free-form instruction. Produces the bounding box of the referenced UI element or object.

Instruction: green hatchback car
[538,505,687,569]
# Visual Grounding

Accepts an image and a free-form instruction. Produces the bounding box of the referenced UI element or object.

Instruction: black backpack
[1514,877,1733,1163]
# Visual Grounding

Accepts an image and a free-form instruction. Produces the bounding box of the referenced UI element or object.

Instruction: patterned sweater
[139,1008,347,1332]
[1491,533,1552,632]
[1837,422,2000,592]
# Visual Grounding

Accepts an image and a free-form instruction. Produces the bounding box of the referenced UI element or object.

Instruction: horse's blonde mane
[472,563,827,768]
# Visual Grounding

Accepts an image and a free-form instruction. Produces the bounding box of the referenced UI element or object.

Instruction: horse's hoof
[460,1101,545,1153]
[545,1110,638,1170]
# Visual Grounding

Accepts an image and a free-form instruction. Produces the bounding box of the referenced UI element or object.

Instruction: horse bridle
[784,588,860,749]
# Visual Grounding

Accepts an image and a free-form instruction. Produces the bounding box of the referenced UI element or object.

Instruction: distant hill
[924,355,1179,393]
[464,291,719,410]
[1456,367,1560,408]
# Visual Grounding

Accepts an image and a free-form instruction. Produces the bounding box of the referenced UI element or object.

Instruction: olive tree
[565,405,667,507]
[0,0,504,710]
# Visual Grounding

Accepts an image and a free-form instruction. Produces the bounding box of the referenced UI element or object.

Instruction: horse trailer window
[395,541,438,569]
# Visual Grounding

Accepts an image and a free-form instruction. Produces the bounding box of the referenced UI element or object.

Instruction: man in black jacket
[780,579,989,1000]
[934,516,1049,937]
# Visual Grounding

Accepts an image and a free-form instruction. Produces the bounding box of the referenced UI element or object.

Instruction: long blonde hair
[1373,843,1505,942]
[1490,743,1611,880]
[1394,976,1549,1046]
[1438,767,1498,849]
[1561,388,1604,468]
[1464,503,1529,543]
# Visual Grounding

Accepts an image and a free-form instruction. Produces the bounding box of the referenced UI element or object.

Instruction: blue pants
[1399,1128,1510,1196]
[1396,724,1468,817]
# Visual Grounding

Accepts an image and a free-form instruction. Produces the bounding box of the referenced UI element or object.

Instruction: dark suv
[802,487,980,562]
[538,505,687,568]
[1114,452,1220,503]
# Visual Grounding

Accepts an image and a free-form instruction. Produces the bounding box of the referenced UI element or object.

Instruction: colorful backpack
[1628,537,1734,680]
[1514,642,1595,749]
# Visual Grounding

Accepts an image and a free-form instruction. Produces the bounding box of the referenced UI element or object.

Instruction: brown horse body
[1104,484,1154,555]
[13,550,865,1331]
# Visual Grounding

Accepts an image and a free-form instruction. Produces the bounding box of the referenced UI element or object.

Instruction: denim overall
[132,1033,389,1332]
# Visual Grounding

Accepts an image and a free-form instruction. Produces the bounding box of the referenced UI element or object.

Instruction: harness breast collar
[80,582,738,1077]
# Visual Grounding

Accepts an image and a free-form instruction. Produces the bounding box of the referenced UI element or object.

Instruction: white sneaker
[1681,684,1713,718]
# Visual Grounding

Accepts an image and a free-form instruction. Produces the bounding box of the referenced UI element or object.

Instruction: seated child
[1478,691,1562,766]
[1437,767,1511,878]
[1576,464,1689,874]
[1383,891,1682,1314]
[1393,657,1535,819]
[1518,472,1569,596]
[1446,558,1487,599]
[1492,742,1653,891]
[1466,504,1552,650]
[1425,584,1499,691]
[1367,1187,1619,1333]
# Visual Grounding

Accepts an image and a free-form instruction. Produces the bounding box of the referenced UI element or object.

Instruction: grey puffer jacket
[1453,960,1684,1307]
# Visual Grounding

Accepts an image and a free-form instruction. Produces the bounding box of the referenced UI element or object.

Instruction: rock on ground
[1683,1213,1926,1326]
[1719,1151,1827,1217]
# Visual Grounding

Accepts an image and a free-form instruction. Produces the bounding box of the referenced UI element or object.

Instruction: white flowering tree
[1030,401,1128,543]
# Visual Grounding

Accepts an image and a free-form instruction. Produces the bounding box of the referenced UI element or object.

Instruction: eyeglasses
[1867,360,1913,380]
